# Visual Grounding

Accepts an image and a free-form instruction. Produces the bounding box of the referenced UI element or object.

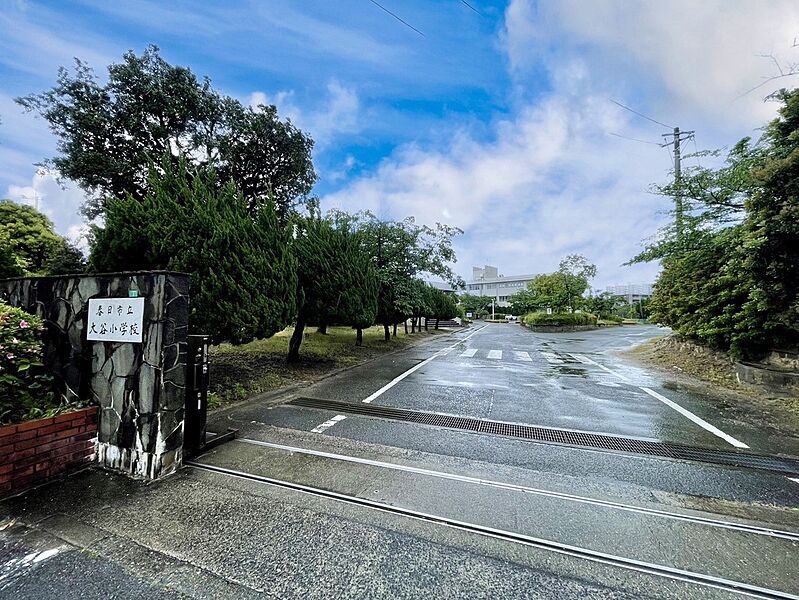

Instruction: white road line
[639,387,749,449]
[362,325,486,403]
[487,350,502,360]
[514,351,532,362]
[311,414,347,434]
[568,353,631,381]
[568,353,749,449]
[788,477,799,485]
[460,348,478,358]
[539,351,563,364]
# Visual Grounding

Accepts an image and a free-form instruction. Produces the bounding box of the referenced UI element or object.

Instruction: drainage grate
[288,397,799,476]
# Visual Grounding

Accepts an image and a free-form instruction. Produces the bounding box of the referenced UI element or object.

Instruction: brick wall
[0,406,98,498]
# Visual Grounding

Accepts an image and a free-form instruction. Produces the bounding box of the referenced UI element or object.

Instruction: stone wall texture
[0,406,98,498]
[0,272,190,479]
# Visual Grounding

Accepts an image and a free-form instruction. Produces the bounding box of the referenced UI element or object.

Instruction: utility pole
[662,127,695,241]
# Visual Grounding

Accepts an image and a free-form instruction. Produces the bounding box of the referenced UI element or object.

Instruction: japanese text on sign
[87,298,145,343]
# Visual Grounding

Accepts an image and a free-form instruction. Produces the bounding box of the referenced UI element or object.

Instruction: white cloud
[321,1,799,289]
[6,171,87,243]
[249,80,360,147]
[322,90,669,288]
[503,0,799,128]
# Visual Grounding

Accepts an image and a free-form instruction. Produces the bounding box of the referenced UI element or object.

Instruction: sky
[1,0,798,289]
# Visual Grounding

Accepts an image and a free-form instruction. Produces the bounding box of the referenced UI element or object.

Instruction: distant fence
[0,271,190,479]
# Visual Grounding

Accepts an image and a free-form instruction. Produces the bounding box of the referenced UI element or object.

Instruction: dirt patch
[622,335,799,441]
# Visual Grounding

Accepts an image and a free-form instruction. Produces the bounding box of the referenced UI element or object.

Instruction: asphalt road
[202,322,799,597]
[3,323,799,599]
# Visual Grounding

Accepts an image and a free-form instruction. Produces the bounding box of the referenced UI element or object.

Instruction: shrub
[0,302,58,424]
[522,312,597,327]
[599,315,623,325]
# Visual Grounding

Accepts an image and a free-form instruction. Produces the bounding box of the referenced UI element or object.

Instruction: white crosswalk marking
[487,350,502,359]
[539,351,563,364]
[513,351,532,362]
[460,348,478,358]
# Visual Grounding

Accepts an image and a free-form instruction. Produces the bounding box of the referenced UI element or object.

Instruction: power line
[460,0,481,15]
[367,0,425,37]
[607,132,662,146]
[691,135,702,168]
[609,99,673,130]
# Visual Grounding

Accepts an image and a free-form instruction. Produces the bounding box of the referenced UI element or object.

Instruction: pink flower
[19,320,30,329]
[6,353,14,360]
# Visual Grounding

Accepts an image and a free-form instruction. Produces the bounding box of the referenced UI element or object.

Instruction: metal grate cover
[288,397,799,476]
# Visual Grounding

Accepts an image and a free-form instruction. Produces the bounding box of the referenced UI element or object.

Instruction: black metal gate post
[184,334,210,452]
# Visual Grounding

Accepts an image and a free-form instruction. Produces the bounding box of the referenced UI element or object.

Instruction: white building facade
[605,283,654,304]
[465,265,538,309]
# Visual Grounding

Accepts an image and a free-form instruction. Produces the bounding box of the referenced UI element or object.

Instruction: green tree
[558,254,596,311]
[635,88,799,358]
[0,199,82,275]
[584,292,618,319]
[43,241,86,275]
[287,216,379,361]
[430,288,458,329]
[459,293,493,319]
[17,45,316,221]
[330,211,464,340]
[731,88,799,356]
[0,232,24,278]
[90,158,296,344]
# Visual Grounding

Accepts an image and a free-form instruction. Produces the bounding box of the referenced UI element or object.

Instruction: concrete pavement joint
[186,461,799,600]
[231,437,799,542]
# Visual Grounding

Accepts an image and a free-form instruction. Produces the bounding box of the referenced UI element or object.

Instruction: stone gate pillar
[0,271,190,479]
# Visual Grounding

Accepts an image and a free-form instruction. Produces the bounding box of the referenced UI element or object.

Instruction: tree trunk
[383,324,390,341]
[356,327,363,346]
[317,323,328,335]
[404,321,408,334]
[287,318,306,363]
[424,317,428,331]
[411,317,416,333]
[435,318,440,330]
[393,323,398,337]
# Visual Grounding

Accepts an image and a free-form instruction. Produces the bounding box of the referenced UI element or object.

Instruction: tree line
[2,46,461,361]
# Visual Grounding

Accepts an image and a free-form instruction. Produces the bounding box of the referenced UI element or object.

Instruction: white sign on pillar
[87,298,145,343]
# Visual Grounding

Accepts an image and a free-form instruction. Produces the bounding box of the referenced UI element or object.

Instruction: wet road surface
[199,323,799,598]
[4,323,798,599]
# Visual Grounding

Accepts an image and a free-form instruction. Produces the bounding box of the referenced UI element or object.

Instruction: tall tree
[287,216,378,361]
[430,288,458,329]
[0,200,84,275]
[90,158,297,344]
[635,88,799,358]
[558,254,596,312]
[329,211,464,340]
[732,88,799,356]
[17,45,316,221]
[459,293,493,319]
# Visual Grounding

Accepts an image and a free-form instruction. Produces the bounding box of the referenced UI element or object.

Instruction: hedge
[522,312,598,327]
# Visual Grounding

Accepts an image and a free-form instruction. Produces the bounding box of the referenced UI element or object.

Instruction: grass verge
[208,325,450,409]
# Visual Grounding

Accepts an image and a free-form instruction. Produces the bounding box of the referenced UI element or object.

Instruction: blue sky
[2,0,798,288]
